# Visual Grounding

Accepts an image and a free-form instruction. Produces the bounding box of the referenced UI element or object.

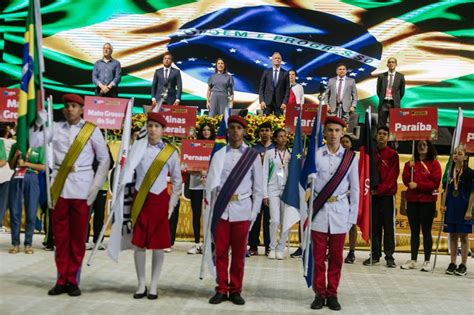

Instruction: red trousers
[52,197,90,286]
[214,219,250,294]
[311,231,346,297]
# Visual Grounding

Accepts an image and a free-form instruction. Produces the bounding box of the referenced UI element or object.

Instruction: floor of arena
[0,233,472,315]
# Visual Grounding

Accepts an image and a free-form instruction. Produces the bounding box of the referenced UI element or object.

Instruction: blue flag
[281,111,303,210]
[300,108,323,288]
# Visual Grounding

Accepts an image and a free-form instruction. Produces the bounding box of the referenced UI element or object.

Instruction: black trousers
[169,200,180,246]
[87,189,107,244]
[189,189,203,244]
[263,100,283,116]
[248,203,270,251]
[371,195,395,260]
[407,201,436,261]
[41,203,54,247]
[378,100,394,127]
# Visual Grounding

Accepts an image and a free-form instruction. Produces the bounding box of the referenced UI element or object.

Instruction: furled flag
[357,107,379,242]
[442,107,463,185]
[299,105,323,288]
[280,110,304,233]
[17,0,44,157]
[105,98,133,262]
[201,110,229,278]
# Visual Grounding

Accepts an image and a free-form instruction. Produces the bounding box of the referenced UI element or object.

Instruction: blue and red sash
[312,149,355,220]
[211,147,259,234]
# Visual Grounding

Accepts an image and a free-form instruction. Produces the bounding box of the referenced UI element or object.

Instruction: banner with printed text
[459,117,474,153]
[285,104,327,135]
[389,107,438,141]
[180,139,214,171]
[0,88,19,122]
[160,105,197,138]
[84,96,128,129]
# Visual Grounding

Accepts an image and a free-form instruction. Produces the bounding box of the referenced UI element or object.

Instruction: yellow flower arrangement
[111,113,306,147]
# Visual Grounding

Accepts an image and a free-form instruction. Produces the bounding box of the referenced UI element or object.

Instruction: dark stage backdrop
[1,0,473,126]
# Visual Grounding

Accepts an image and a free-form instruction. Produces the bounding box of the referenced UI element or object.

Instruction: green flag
[17,0,43,158]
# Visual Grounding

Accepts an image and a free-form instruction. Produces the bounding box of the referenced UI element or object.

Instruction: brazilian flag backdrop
[1,0,473,126]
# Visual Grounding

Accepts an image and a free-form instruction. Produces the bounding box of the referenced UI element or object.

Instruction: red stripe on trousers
[52,197,90,286]
[214,219,250,294]
[311,230,346,298]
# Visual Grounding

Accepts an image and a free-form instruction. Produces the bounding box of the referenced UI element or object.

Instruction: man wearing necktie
[258,52,290,116]
[323,63,358,124]
[376,57,406,127]
[151,52,183,106]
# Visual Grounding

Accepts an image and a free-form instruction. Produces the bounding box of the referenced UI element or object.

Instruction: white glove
[307,173,317,185]
[35,108,47,128]
[86,186,101,206]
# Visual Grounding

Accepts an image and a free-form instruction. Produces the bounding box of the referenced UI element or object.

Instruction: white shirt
[30,119,110,199]
[219,143,263,222]
[311,145,359,234]
[262,147,290,197]
[134,141,182,197]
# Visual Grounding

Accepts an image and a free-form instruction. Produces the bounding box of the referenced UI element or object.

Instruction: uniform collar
[148,139,164,149]
[322,145,344,158]
[63,119,85,129]
[226,142,247,153]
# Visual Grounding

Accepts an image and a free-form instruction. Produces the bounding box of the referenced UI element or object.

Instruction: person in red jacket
[363,126,399,268]
[401,140,441,271]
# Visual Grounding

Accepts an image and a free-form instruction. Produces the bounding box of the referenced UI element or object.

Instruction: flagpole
[303,103,322,278]
[44,96,53,209]
[432,107,462,272]
[31,0,51,210]
[88,98,134,266]
[410,140,415,181]
[368,107,373,265]
[200,188,214,279]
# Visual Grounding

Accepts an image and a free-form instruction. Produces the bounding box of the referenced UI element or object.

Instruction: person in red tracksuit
[363,125,399,268]
[401,140,441,271]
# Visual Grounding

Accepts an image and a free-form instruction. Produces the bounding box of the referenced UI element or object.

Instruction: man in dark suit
[259,52,290,116]
[323,63,357,124]
[376,57,405,127]
[151,52,182,106]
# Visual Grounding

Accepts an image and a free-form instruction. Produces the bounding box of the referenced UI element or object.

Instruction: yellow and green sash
[51,122,96,207]
[131,144,175,226]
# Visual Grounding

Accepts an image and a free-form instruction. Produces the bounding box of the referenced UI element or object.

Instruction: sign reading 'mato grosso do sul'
[84,96,128,129]
[389,107,438,141]
[0,88,19,122]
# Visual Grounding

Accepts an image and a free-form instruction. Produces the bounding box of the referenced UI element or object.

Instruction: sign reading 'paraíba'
[389,107,438,141]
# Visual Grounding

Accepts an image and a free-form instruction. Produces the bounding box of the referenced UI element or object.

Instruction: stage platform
[0,233,472,315]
